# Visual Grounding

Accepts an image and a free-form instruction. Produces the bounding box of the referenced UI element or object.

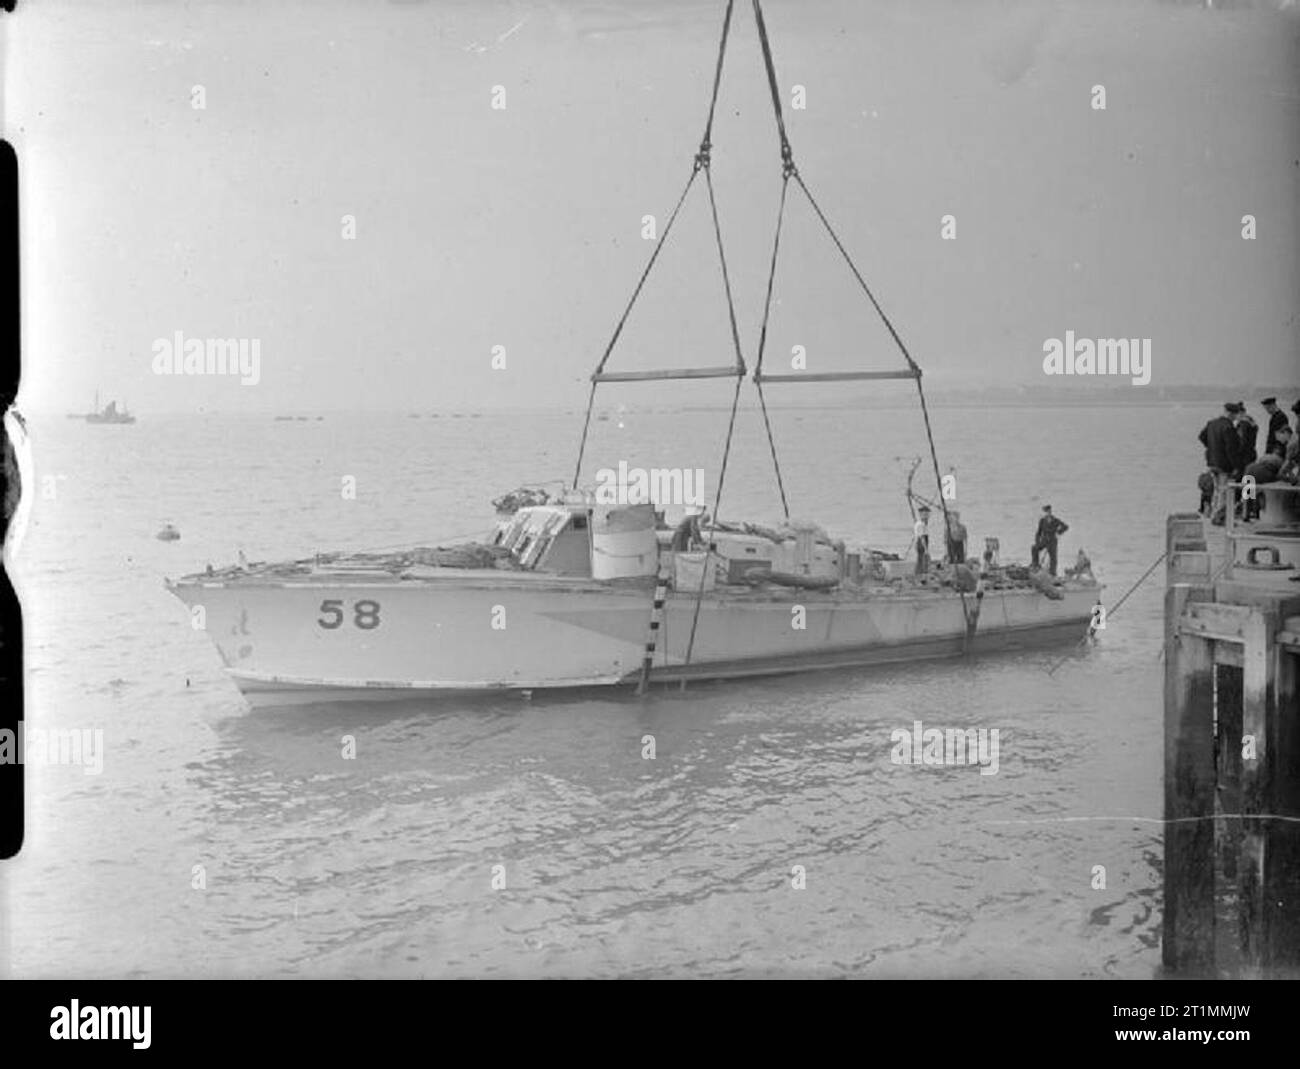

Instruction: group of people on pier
[1198,397,1300,524]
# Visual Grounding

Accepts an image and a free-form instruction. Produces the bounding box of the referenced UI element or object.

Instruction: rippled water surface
[6,403,1198,977]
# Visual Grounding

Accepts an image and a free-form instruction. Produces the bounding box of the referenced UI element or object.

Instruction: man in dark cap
[1031,504,1069,576]
[1262,398,1289,456]
[1198,402,1244,524]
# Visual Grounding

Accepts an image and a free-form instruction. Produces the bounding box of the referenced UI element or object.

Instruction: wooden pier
[1163,495,1300,976]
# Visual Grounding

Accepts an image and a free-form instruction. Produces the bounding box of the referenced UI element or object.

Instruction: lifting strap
[637,565,672,695]
[572,0,746,490]
[753,173,791,519]
[590,0,975,679]
[747,0,974,645]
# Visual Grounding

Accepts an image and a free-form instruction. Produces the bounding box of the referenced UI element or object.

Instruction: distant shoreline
[26,395,1300,419]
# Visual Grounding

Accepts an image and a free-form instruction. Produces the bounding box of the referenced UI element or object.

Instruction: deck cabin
[490,501,848,588]
[492,505,595,577]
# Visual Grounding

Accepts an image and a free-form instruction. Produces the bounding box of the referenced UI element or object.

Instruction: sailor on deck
[1262,397,1289,457]
[1031,505,1069,576]
[913,505,932,576]
[944,510,968,565]
[1064,548,1093,581]
[671,506,706,553]
[1198,402,1245,524]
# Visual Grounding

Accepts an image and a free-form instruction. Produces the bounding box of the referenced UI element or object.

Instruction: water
[4,402,1200,977]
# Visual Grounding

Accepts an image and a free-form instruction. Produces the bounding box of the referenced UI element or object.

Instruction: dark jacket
[1199,416,1242,473]
[1266,410,1290,456]
[1034,515,1068,546]
[1237,417,1258,469]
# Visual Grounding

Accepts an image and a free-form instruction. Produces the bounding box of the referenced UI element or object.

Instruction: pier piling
[1163,506,1300,975]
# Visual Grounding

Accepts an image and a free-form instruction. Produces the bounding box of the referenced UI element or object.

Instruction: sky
[4,0,1299,413]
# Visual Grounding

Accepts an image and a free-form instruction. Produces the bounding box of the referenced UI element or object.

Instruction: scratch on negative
[986,814,1300,827]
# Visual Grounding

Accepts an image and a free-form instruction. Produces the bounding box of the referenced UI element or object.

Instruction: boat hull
[167,570,1099,708]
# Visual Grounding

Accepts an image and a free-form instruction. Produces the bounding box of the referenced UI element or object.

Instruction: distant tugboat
[81,391,136,425]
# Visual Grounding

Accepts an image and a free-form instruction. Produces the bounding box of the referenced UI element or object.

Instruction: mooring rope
[1109,551,1168,619]
[1046,549,1168,675]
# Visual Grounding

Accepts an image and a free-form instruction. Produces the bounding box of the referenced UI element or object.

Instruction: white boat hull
[167,569,1099,708]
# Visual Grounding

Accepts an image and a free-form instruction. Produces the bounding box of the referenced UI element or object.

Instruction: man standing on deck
[1031,505,1069,576]
[1262,397,1288,457]
[944,509,968,565]
[913,505,931,576]
[1198,402,1244,525]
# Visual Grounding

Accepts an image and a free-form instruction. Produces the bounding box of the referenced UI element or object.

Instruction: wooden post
[1164,583,1218,971]
[1164,507,1300,975]
[1262,617,1300,969]
[1238,609,1274,972]
[1216,662,1243,972]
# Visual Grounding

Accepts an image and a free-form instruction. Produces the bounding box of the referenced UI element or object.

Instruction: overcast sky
[5,0,1298,413]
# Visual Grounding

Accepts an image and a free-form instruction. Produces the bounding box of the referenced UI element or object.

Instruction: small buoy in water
[156,523,180,541]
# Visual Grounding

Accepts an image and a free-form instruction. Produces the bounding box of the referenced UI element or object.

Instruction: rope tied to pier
[1045,549,1168,676]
